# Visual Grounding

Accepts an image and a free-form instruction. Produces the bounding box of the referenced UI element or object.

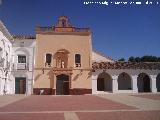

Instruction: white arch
[137,73,151,92]
[15,48,30,56]
[118,72,132,90]
[97,72,112,92]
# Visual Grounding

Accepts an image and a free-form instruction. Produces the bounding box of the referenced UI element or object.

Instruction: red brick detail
[69,88,92,95]
[33,88,55,95]
[33,88,91,95]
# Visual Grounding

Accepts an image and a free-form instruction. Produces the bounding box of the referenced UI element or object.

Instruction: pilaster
[112,75,118,93]
[150,75,157,93]
[131,75,138,93]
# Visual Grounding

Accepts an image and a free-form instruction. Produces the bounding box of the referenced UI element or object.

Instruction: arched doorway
[118,72,132,90]
[56,74,69,95]
[156,73,160,92]
[97,72,112,92]
[137,73,151,92]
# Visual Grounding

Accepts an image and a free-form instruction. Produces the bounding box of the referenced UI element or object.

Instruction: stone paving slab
[0,95,28,108]
[96,94,160,110]
[64,112,79,120]
[0,95,135,112]
[77,110,160,120]
[132,94,160,101]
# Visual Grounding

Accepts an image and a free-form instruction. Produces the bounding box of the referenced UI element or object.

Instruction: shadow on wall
[72,70,83,81]
[86,71,92,80]
[73,74,80,81]
[34,74,42,81]
[72,70,92,81]
[34,69,55,88]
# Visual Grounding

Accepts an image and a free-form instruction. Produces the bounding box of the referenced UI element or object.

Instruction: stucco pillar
[27,78,32,95]
[150,75,157,93]
[15,55,18,70]
[10,75,14,94]
[25,72,32,95]
[29,55,33,71]
[92,74,98,94]
[131,75,138,93]
[112,75,118,93]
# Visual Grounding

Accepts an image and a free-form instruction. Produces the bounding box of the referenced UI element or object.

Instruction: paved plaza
[0,93,160,120]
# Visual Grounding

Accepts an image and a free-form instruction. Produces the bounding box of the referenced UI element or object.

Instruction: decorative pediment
[55,16,72,28]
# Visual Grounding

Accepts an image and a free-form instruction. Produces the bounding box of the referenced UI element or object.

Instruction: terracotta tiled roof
[13,35,36,39]
[92,62,160,70]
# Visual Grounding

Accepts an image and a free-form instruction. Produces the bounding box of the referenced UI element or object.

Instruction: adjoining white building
[11,35,35,95]
[0,21,13,95]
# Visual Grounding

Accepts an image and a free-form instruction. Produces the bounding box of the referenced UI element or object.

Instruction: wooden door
[97,78,105,91]
[15,77,26,94]
[63,81,69,95]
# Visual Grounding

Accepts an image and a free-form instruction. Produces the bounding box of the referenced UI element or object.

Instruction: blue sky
[0,0,160,60]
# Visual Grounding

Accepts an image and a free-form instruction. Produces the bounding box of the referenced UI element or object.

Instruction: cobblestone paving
[0,94,160,120]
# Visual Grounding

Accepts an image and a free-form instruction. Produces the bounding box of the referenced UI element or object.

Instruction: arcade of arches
[92,71,160,93]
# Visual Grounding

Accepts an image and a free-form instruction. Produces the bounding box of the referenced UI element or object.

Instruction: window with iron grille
[45,53,52,66]
[18,55,26,63]
[75,54,81,67]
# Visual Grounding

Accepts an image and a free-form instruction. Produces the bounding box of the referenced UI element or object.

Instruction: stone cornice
[36,26,91,36]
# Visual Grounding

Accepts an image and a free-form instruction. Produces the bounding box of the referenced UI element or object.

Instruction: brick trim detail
[33,88,55,95]
[33,88,91,95]
[69,88,92,95]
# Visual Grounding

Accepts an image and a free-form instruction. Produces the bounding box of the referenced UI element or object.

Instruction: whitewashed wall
[11,38,35,94]
[0,21,13,95]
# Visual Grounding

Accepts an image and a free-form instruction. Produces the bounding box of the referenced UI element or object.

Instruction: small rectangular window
[75,54,81,67]
[18,55,26,63]
[45,53,52,66]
